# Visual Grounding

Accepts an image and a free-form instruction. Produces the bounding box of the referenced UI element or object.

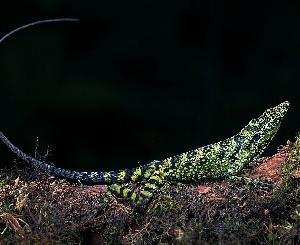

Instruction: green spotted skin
[0,101,290,210]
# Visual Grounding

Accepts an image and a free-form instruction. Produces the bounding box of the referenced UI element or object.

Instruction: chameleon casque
[0,19,290,217]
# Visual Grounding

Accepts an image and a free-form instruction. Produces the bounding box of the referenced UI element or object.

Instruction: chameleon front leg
[227,175,272,188]
[226,161,272,188]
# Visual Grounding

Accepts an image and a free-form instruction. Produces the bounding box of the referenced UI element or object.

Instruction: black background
[0,1,298,171]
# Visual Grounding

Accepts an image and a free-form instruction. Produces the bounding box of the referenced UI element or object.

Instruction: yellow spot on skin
[192,149,204,162]
[104,172,111,182]
[117,171,126,182]
[130,192,137,201]
[131,167,142,181]
[150,175,162,183]
[136,198,143,205]
[163,158,172,168]
[144,169,152,178]
[141,190,152,197]
[145,183,157,190]
[179,153,188,163]
[123,188,130,197]
[212,143,220,154]
[112,185,121,194]
[144,165,155,178]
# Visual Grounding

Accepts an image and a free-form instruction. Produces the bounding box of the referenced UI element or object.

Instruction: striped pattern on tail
[0,131,162,184]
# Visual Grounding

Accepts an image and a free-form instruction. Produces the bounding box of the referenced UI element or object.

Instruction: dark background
[0,1,299,171]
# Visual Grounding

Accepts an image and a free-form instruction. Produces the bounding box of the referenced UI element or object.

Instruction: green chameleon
[0,101,290,214]
[0,19,290,218]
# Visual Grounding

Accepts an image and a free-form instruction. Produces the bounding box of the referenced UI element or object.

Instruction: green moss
[273,133,300,206]
[266,133,300,243]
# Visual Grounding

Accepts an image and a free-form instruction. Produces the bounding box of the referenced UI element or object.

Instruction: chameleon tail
[0,131,100,182]
[0,131,130,183]
[0,131,161,184]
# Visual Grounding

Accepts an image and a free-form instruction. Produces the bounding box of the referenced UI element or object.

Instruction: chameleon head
[238,101,289,161]
[256,100,289,137]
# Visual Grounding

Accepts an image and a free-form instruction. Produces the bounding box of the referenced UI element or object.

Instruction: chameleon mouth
[264,101,290,127]
[256,101,289,128]
[273,101,290,117]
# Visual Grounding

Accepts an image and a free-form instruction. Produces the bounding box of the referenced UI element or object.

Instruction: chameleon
[0,101,290,214]
[0,19,290,217]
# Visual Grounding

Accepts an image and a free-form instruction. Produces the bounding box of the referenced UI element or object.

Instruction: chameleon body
[0,101,290,212]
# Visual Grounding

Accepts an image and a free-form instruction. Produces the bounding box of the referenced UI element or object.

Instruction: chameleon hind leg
[84,162,167,221]
[112,171,166,205]
[101,161,165,205]
[135,170,167,205]
[94,169,167,211]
